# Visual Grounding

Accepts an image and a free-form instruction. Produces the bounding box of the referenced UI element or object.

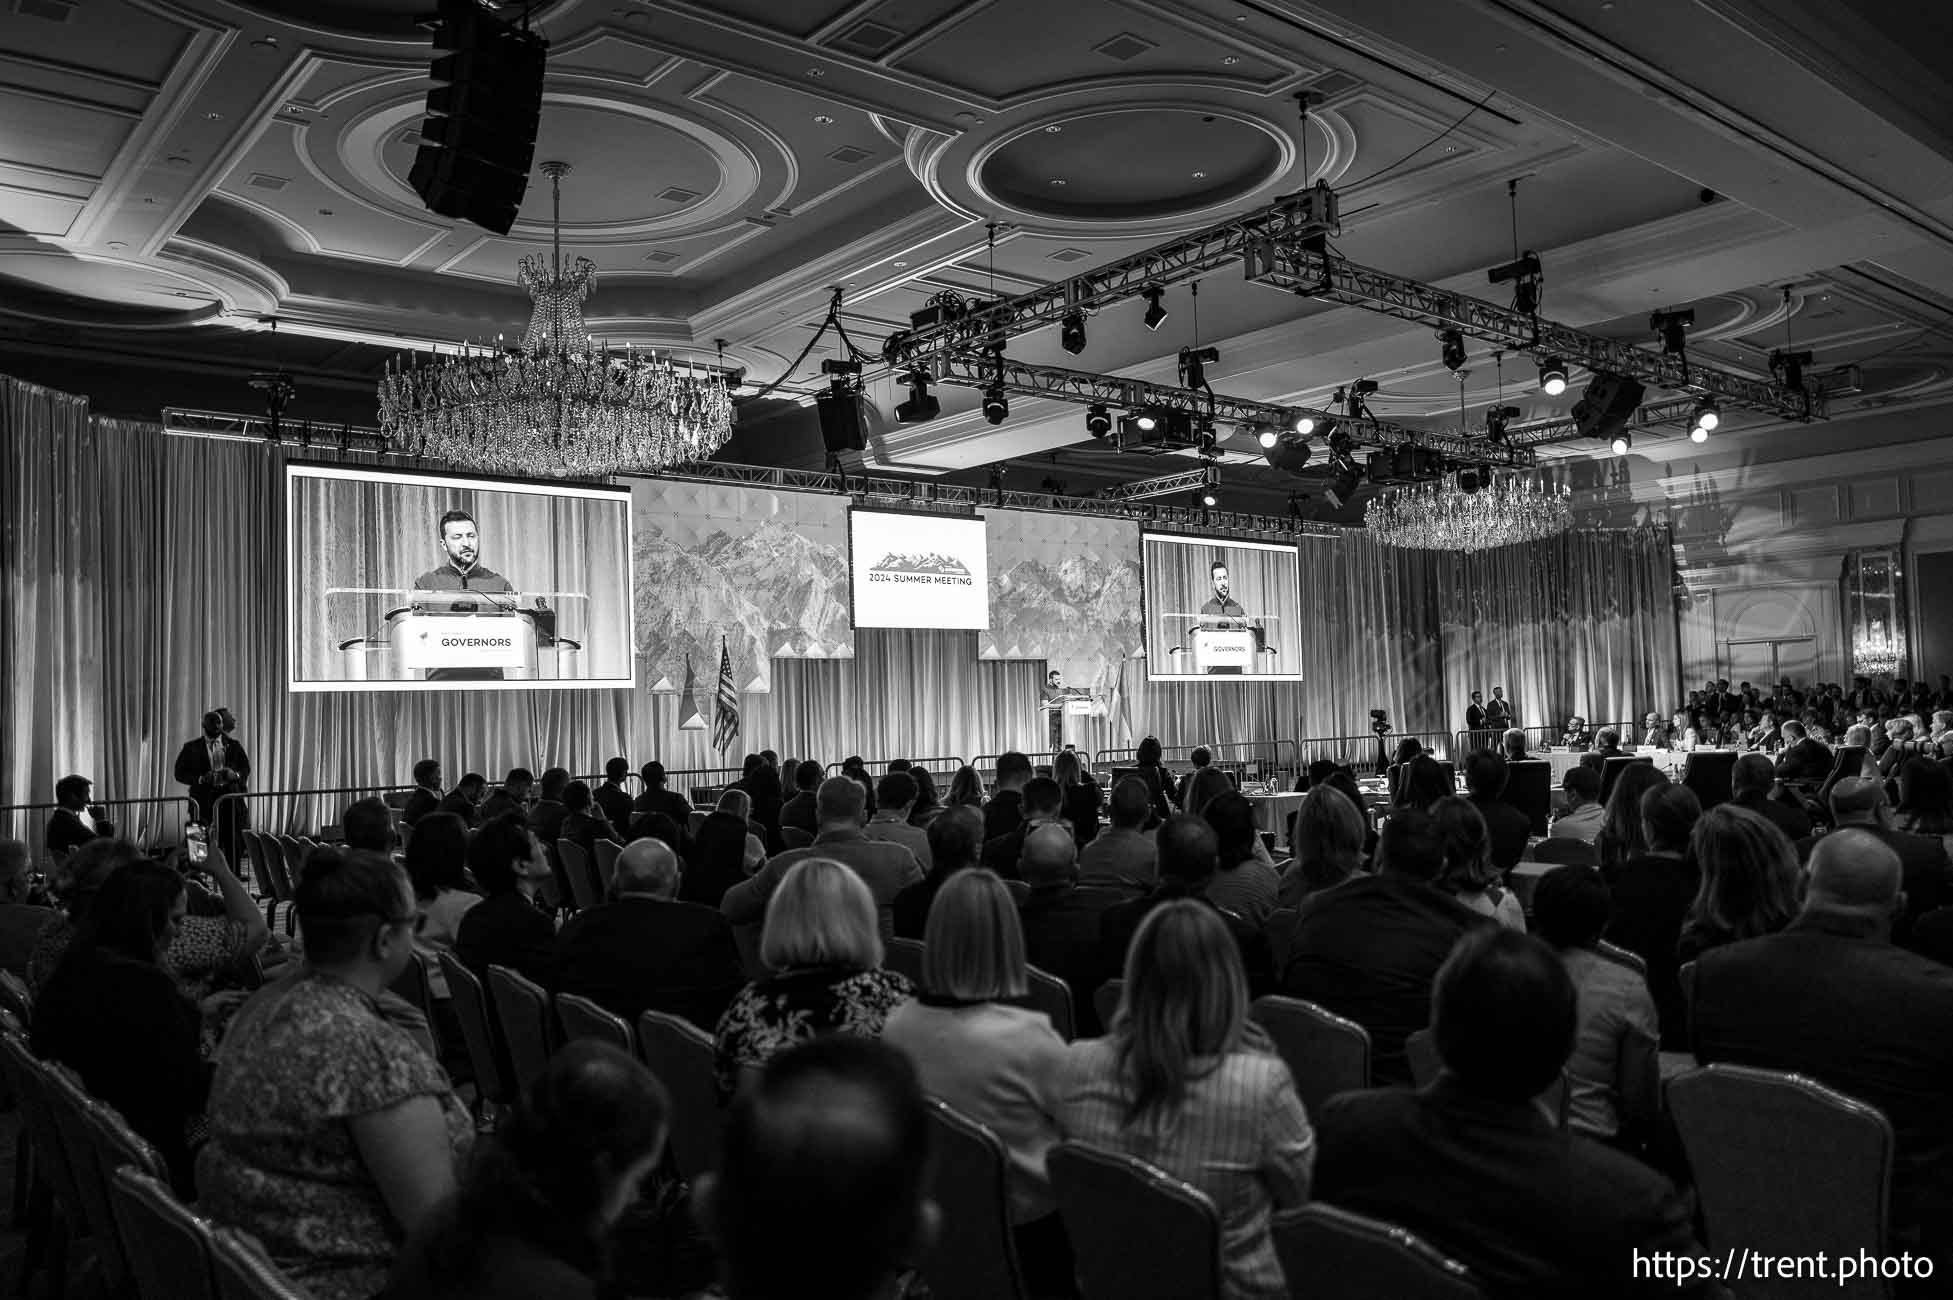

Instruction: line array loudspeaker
[408,0,547,235]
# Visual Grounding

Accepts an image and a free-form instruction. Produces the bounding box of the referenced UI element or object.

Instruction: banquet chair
[780,826,814,850]
[0,968,34,1024]
[45,1064,132,1291]
[1271,1203,1483,1300]
[1093,978,1124,1032]
[555,992,634,1055]
[919,1100,1026,1300]
[385,950,435,1028]
[6,1036,90,1291]
[276,836,309,886]
[1679,750,1738,810]
[1501,760,1554,837]
[555,840,601,912]
[1667,1065,1892,1299]
[209,1224,311,1300]
[1598,755,1653,807]
[485,965,554,1098]
[109,1168,217,1300]
[1250,995,1371,1120]
[1524,837,1599,867]
[1020,964,1075,1041]
[636,1011,721,1182]
[437,953,511,1112]
[1049,1142,1222,1300]
[884,937,927,987]
[591,838,622,894]
[1815,745,1870,815]
[1265,907,1298,972]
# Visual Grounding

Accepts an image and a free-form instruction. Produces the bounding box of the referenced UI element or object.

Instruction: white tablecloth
[1243,792,1306,846]
[1539,749,1689,783]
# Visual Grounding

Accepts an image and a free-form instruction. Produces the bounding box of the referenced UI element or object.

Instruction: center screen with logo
[1141,532,1304,681]
[848,508,990,630]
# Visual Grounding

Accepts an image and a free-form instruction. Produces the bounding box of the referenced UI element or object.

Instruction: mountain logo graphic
[869,552,971,577]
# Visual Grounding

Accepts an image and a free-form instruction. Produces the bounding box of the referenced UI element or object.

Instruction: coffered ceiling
[3,0,1952,516]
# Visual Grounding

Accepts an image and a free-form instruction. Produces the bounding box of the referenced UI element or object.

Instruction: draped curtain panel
[2,372,1677,851]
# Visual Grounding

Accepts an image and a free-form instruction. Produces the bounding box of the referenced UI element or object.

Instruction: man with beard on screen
[1197,557,1268,675]
[413,508,518,681]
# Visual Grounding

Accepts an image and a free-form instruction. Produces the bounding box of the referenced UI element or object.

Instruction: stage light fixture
[1485,404,1520,443]
[1771,348,1812,391]
[1140,285,1168,331]
[1179,345,1218,390]
[1194,421,1218,454]
[1344,379,1378,422]
[1084,403,1112,439]
[1610,430,1632,456]
[1292,412,1316,435]
[1324,459,1362,510]
[1135,408,1160,432]
[1691,397,1720,440]
[1651,308,1695,356]
[894,369,939,424]
[1438,329,1466,372]
[981,383,1009,425]
[1060,310,1086,355]
[1199,464,1219,508]
[1263,434,1312,474]
[1538,357,1568,396]
[1257,425,1280,449]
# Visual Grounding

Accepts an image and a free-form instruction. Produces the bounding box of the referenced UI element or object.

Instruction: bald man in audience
[1017,823,1123,1037]
[552,837,743,1029]
[1728,753,1809,842]
[1075,777,1158,890]
[697,1036,937,1300]
[722,777,922,938]
[1827,777,1952,945]
[1691,830,1953,1277]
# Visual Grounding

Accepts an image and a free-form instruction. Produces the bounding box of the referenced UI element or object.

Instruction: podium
[1042,690,1106,753]
[391,611,538,675]
[1190,628,1256,674]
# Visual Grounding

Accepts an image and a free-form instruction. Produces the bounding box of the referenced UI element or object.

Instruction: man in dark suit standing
[553,837,744,1031]
[400,759,443,827]
[1691,831,1953,1276]
[46,775,113,857]
[174,707,249,865]
[1464,690,1488,736]
[1314,929,1710,1296]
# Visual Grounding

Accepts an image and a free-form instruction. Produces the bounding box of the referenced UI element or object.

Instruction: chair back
[636,1010,722,1181]
[1667,1065,1893,1297]
[556,839,600,911]
[780,825,814,850]
[1817,746,1869,811]
[45,1064,117,1275]
[1265,907,1298,971]
[1524,837,1598,867]
[0,968,33,1024]
[1022,963,1075,1041]
[437,953,510,1105]
[1048,1141,1222,1300]
[1596,940,1646,975]
[1271,1203,1483,1300]
[259,835,294,902]
[1250,995,1371,1120]
[592,838,622,894]
[884,936,926,986]
[555,992,634,1055]
[1598,755,1653,807]
[109,1168,217,1300]
[1093,978,1124,1031]
[1680,750,1738,809]
[209,1225,312,1300]
[485,964,554,1097]
[1502,760,1553,837]
[919,1100,1025,1300]
[385,949,434,1026]
[1,1033,87,1233]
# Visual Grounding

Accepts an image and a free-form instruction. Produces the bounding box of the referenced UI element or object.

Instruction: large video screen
[850,508,989,630]
[1141,532,1304,681]
[286,464,635,692]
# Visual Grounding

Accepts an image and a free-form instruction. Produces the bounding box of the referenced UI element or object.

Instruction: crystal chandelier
[377,161,734,478]
[1364,470,1573,552]
[1852,622,1903,678]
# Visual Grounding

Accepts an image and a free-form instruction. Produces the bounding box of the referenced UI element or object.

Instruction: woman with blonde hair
[1056,900,1313,1299]
[1051,750,1102,851]
[946,764,987,810]
[1430,796,1525,931]
[1181,765,1235,820]
[1594,764,1671,871]
[712,858,912,1098]
[1676,805,1802,962]
[882,867,1072,1292]
[1278,783,1366,909]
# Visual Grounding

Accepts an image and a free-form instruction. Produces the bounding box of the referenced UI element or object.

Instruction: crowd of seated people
[10,715,1953,1300]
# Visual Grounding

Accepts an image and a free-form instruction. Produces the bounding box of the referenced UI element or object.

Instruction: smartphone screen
[188,837,208,865]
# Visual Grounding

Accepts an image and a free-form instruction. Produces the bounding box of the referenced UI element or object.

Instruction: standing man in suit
[1484,686,1513,732]
[1464,691,1488,741]
[174,706,249,865]
[46,775,114,858]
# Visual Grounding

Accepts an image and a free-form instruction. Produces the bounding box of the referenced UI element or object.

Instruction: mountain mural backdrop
[982,511,1143,692]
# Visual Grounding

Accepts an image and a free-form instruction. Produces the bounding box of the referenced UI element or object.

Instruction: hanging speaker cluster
[409,0,548,236]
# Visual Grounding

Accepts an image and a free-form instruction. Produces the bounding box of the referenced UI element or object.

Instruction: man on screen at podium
[413,508,517,681]
[1196,558,1263,675]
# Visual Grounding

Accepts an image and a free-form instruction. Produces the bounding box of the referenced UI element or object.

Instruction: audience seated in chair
[1201,791,1281,928]
[343,795,397,855]
[1599,783,1702,1050]
[1431,796,1525,931]
[0,839,55,977]
[906,767,945,830]
[864,772,934,871]
[685,789,767,909]
[527,768,572,847]
[1689,829,1953,1277]
[1728,753,1810,843]
[982,777,1069,879]
[882,867,1073,1295]
[1313,927,1712,1297]
[1826,777,1952,948]
[984,752,1033,842]
[593,756,636,833]
[554,837,744,1031]
[1075,777,1158,891]
[1462,751,1531,874]
[1276,784,1367,911]
[402,811,480,1064]
[199,847,473,1300]
[1531,865,1659,1146]
[778,760,824,840]
[31,857,206,1194]
[1773,719,1832,783]
[1055,900,1313,1300]
[1100,815,1276,1001]
[1676,805,1802,964]
[46,773,114,857]
[695,1036,937,1300]
[1282,808,1493,1085]
[478,768,535,825]
[436,772,485,827]
[387,1041,669,1300]
[1593,763,1671,872]
[714,857,913,1099]
[1018,824,1127,1039]
[454,813,557,986]
[891,806,982,942]
[1549,766,1605,843]
[629,761,693,827]
[722,779,922,938]
[558,781,619,860]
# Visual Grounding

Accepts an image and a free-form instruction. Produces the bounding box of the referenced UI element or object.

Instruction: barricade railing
[1453,720,1638,758]
[212,785,415,841]
[1292,731,1455,776]
[823,756,968,779]
[971,750,1097,789]
[1094,740,1297,788]
[0,796,198,868]
[658,768,747,804]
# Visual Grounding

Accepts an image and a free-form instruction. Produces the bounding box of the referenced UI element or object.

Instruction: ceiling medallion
[1364,470,1572,552]
[377,160,733,478]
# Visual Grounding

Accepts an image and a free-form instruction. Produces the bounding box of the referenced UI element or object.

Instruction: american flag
[712,636,740,753]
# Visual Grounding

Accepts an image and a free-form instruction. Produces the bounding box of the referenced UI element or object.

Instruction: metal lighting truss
[926,351,1537,467]
[1502,395,1702,448]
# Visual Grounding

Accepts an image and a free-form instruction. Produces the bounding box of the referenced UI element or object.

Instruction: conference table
[1536,748,1690,783]
[1242,790,1306,849]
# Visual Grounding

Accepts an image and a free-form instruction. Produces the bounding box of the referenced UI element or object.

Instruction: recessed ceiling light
[806,67,824,77]
[1222,56,1239,64]
[106,241,126,250]
[892,260,908,268]
[1049,178,1067,186]
[318,208,333,216]
[1044,125,1063,134]
[1192,170,1206,179]
[204,112,223,121]
[813,114,833,124]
